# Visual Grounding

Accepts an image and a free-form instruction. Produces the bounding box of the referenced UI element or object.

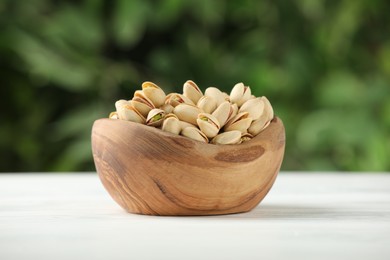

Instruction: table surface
[1,172,389,260]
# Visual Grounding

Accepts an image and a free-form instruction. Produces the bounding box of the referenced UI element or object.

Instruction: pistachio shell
[166,93,195,107]
[130,99,152,117]
[115,100,145,123]
[248,114,270,136]
[162,117,181,135]
[224,112,252,133]
[228,103,239,121]
[261,96,274,121]
[222,92,230,102]
[211,131,241,145]
[196,113,220,138]
[183,80,203,104]
[173,104,201,125]
[133,91,155,109]
[197,96,217,114]
[181,127,209,143]
[247,97,273,135]
[238,98,265,121]
[205,87,225,106]
[109,111,118,119]
[142,81,166,107]
[160,103,174,114]
[240,133,253,143]
[179,120,196,131]
[164,113,178,120]
[115,99,129,110]
[230,82,251,107]
[146,109,165,127]
[212,101,230,127]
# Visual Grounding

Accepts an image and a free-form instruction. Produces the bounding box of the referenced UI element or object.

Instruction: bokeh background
[1,0,389,172]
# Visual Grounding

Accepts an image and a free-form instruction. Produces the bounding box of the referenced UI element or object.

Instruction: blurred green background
[1,0,389,172]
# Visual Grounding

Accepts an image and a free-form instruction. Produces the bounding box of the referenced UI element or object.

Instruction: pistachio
[181,127,209,143]
[205,87,225,106]
[240,133,253,143]
[173,103,201,125]
[261,96,274,121]
[212,101,230,127]
[224,112,252,133]
[133,90,155,110]
[183,80,203,104]
[115,100,145,123]
[166,93,195,107]
[196,113,220,138]
[248,116,270,136]
[164,113,179,120]
[238,98,265,121]
[109,111,119,119]
[146,109,165,127]
[160,103,174,114]
[110,80,275,145]
[162,117,181,135]
[222,92,230,102]
[179,120,197,131]
[247,97,274,135]
[197,96,217,114]
[130,99,153,117]
[228,103,239,122]
[142,81,166,107]
[115,99,129,109]
[230,82,251,107]
[211,131,241,145]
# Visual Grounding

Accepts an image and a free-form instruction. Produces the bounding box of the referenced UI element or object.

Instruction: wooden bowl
[92,117,285,216]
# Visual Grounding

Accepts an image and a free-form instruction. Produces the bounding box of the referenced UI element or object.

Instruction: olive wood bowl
[92,117,285,216]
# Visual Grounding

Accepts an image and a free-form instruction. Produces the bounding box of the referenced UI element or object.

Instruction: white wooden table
[1,173,389,260]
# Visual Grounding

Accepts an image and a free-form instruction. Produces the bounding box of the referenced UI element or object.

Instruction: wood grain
[91,117,285,216]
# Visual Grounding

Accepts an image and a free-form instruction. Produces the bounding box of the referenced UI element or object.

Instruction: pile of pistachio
[110,81,274,144]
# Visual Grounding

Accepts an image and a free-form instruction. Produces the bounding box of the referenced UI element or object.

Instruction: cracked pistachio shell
[212,101,230,127]
[130,99,152,117]
[115,100,145,123]
[142,81,166,107]
[165,93,195,107]
[248,116,271,136]
[146,109,165,127]
[230,82,252,107]
[211,130,241,145]
[183,80,203,104]
[228,103,239,122]
[160,103,174,114]
[196,113,220,138]
[133,90,155,108]
[109,111,118,119]
[162,117,181,135]
[197,96,217,114]
[238,98,265,121]
[181,127,209,143]
[164,113,178,120]
[173,103,201,125]
[205,87,225,106]
[247,97,274,135]
[224,112,252,133]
